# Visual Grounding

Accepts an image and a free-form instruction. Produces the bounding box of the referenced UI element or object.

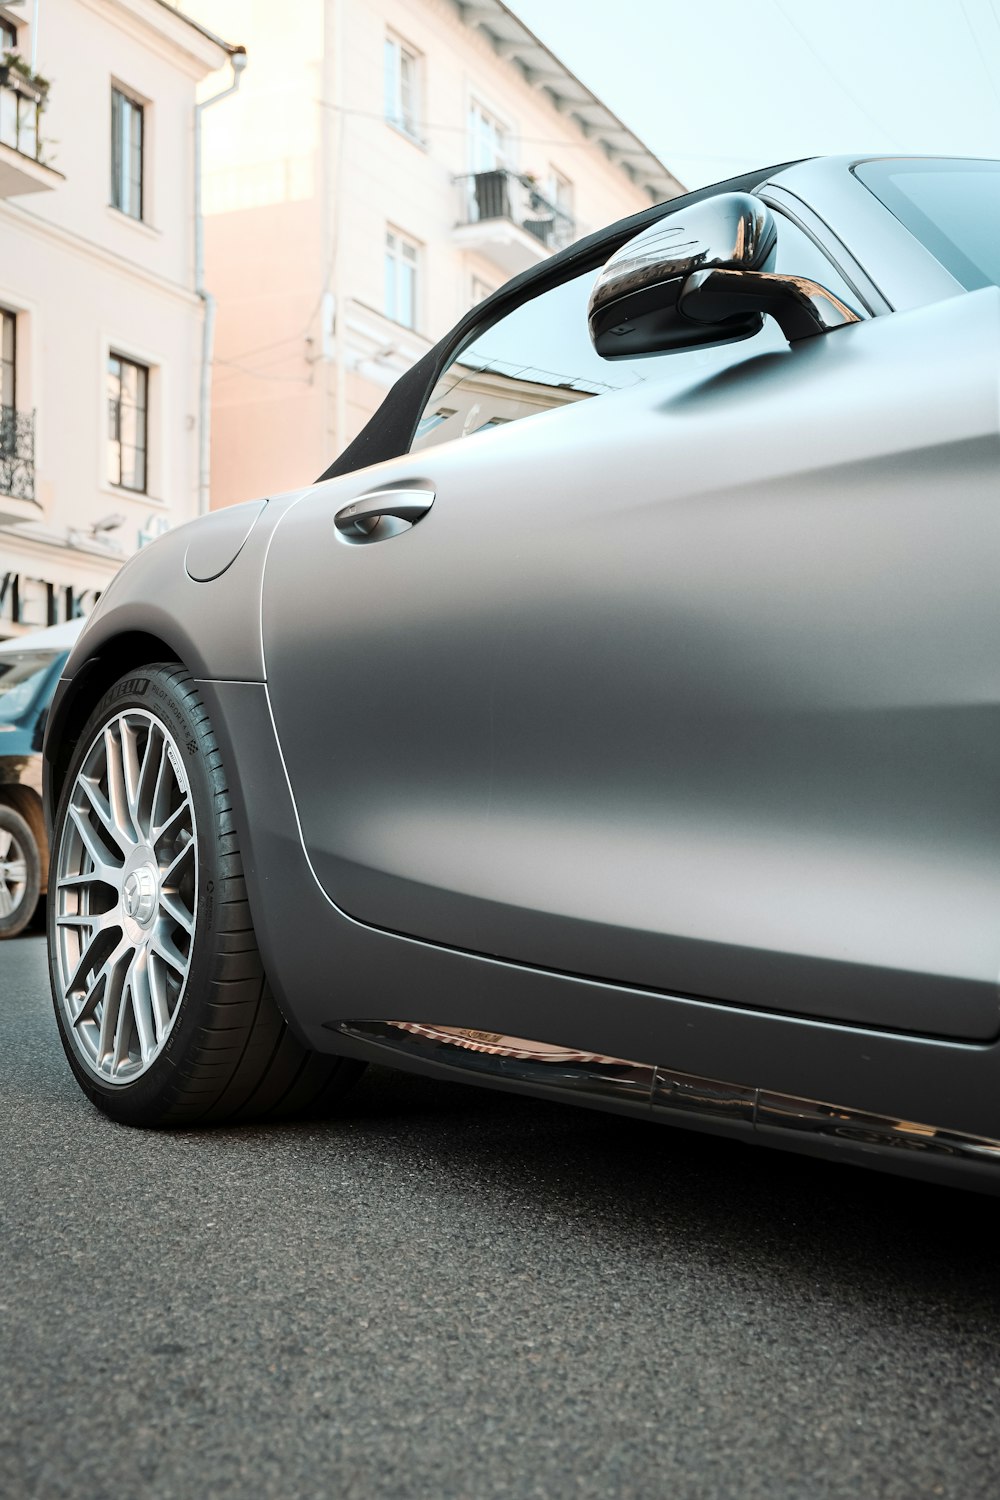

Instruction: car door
[262,212,1000,1042]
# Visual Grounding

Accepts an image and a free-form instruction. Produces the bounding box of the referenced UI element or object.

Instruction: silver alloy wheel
[0,827,28,918]
[53,709,198,1085]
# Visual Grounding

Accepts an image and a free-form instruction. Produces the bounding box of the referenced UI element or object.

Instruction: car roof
[0,618,86,657]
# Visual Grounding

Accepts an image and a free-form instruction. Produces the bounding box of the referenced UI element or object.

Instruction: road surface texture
[2,933,999,1500]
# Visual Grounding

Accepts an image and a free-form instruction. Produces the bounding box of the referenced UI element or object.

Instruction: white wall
[0,0,226,634]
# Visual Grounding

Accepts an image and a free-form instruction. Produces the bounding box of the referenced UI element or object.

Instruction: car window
[853,158,1000,292]
[411,209,862,454]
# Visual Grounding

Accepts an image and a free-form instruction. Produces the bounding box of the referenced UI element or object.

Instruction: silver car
[43,155,1000,1192]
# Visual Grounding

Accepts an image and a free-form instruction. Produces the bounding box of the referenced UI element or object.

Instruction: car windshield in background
[0,651,60,723]
[853,157,1000,291]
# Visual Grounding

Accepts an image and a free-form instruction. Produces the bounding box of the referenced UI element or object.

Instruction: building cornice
[76,0,232,79]
[0,197,203,309]
[151,0,242,58]
[453,0,683,203]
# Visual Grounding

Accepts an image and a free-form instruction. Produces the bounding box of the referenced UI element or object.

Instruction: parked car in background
[42,155,1000,1191]
[0,620,84,937]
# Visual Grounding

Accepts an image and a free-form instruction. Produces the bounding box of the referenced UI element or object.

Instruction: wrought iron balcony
[0,54,59,198]
[0,406,35,503]
[454,170,577,276]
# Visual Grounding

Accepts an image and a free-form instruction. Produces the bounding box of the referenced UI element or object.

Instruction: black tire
[0,804,41,939]
[48,662,364,1126]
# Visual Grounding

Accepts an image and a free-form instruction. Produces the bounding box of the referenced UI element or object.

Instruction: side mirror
[589,192,859,358]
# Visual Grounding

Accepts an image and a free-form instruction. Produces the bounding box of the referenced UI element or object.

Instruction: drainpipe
[331,0,347,465]
[194,46,247,516]
[30,0,40,72]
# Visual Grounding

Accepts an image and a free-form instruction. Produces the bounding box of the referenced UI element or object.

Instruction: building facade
[0,0,238,638]
[192,0,683,508]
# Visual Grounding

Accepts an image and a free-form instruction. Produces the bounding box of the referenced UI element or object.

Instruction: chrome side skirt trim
[334,1020,1000,1168]
[336,1021,655,1108]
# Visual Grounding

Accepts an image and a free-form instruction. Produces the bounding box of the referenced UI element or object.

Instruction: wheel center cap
[123,867,157,926]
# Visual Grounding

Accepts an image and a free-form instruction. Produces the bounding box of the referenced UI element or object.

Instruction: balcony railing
[0,54,47,165]
[0,406,36,502]
[457,170,577,253]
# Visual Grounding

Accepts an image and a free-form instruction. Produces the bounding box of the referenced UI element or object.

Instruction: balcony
[0,56,61,198]
[454,170,576,278]
[0,406,40,526]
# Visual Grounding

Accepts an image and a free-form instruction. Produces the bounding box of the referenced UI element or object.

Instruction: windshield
[0,650,61,724]
[853,158,1000,291]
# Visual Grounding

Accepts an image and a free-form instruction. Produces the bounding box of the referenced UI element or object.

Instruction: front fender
[43,491,306,826]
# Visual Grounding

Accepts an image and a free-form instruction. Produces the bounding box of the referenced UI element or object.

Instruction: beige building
[191,0,683,508]
[0,0,240,637]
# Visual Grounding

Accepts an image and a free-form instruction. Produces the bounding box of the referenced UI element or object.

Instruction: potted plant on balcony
[0,51,48,104]
[520,170,545,213]
[519,171,556,247]
[0,51,49,107]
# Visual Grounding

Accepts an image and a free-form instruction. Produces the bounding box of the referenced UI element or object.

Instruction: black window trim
[111,83,145,223]
[1,304,16,411]
[107,349,149,494]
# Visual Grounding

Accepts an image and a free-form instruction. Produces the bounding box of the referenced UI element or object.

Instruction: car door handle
[334,487,435,537]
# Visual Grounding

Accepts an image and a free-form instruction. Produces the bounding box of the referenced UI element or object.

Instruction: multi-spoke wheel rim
[0,827,28,919]
[53,709,198,1085]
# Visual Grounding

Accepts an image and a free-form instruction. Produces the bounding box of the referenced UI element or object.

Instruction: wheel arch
[45,629,184,824]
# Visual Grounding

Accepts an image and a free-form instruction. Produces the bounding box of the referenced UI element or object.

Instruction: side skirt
[333,1020,1000,1193]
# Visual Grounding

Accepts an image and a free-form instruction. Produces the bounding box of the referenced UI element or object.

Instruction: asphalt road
[3,933,1000,1500]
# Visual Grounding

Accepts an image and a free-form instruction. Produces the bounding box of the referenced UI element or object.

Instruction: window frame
[467,96,515,175]
[470,275,499,310]
[107,350,149,494]
[0,306,15,412]
[547,167,574,218]
[384,227,421,332]
[384,32,422,143]
[110,84,145,222]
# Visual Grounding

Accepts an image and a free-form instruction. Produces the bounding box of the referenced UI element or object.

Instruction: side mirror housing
[589,192,859,358]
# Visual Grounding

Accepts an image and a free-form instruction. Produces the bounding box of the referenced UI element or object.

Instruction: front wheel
[48,662,362,1126]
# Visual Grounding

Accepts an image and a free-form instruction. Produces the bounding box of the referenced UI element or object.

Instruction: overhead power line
[769,0,905,147]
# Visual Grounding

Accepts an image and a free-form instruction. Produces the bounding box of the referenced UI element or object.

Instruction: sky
[508,0,1000,190]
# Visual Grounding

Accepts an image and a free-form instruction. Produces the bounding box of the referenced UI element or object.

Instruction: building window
[0,309,15,410]
[107,353,148,492]
[470,276,498,310]
[469,101,512,174]
[384,229,419,330]
[472,276,498,301]
[384,34,421,139]
[0,19,16,50]
[111,86,144,221]
[415,406,456,442]
[548,168,574,219]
